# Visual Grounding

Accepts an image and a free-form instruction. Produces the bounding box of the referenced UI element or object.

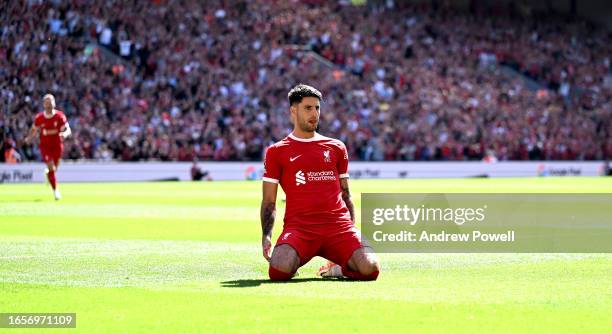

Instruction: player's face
[43,97,54,112]
[292,97,320,133]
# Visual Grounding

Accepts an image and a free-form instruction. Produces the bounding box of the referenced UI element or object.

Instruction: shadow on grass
[221,277,352,288]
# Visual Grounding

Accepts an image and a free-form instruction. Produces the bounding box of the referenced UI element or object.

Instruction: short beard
[299,121,317,133]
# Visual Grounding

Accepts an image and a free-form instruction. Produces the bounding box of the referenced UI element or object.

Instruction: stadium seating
[1,0,610,162]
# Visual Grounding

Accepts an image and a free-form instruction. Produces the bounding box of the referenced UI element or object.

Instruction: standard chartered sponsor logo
[307,170,336,181]
[295,170,336,185]
[295,170,306,186]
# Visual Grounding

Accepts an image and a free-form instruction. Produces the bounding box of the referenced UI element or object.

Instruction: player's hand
[262,235,272,262]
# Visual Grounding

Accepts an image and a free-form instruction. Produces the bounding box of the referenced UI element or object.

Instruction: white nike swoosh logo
[290,155,302,162]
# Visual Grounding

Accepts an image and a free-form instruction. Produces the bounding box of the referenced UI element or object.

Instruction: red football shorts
[275,223,363,268]
[40,144,63,166]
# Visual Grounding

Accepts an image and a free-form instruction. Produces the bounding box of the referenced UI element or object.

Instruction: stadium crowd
[1,0,610,162]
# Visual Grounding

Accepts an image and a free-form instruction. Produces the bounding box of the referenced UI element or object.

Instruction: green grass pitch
[1,177,611,333]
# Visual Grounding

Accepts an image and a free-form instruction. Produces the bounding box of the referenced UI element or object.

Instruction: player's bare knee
[351,248,380,275]
[360,257,380,276]
[270,257,298,274]
[270,245,299,274]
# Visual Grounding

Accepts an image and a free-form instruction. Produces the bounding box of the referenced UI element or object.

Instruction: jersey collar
[43,109,57,119]
[288,132,326,142]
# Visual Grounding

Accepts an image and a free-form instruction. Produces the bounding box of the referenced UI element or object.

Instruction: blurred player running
[25,94,71,200]
[260,84,380,281]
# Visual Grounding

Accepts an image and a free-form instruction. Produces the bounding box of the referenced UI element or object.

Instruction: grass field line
[0,235,605,262]
[0,203,255,219]
[1,239,611,306]
[1,236,607,274]
[0,248,239,260]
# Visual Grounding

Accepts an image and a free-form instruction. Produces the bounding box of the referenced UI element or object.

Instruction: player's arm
[340,178,355,223]
[60,122,71,139]
[260,181,278,261]
[337,142,354,222]
[24,124,39,144]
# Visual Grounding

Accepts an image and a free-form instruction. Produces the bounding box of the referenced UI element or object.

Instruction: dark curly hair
[287,84,322,106]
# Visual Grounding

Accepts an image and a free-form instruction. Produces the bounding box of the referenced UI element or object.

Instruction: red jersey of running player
[263,132,362,267]
[34,110,68,165]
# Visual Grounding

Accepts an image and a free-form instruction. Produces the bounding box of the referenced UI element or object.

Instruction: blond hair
[43,94,56,108]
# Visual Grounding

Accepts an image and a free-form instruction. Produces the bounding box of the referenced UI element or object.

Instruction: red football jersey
[34,110,67,148]
[263,132,351,231]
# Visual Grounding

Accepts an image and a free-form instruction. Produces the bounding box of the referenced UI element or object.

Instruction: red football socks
[47,170,57,190]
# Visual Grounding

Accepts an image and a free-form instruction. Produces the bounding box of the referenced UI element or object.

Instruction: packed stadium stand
[1,0,610,162]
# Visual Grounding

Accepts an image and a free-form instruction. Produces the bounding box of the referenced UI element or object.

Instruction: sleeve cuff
[339,173,350,179]
[262,177,279,184]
